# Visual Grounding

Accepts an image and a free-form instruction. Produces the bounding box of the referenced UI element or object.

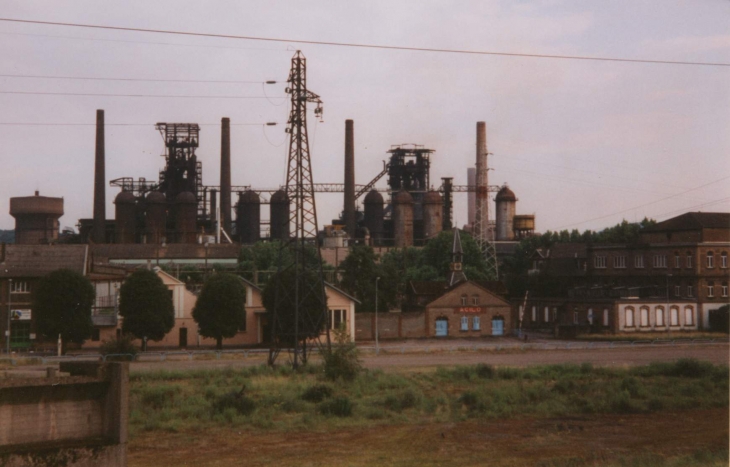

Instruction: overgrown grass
[128,359,729,436]
[575,331,729,342]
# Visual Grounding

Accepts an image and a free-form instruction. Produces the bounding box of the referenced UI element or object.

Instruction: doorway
[435,318,448,337]
[491,318,504,336]
[179,328,188,348]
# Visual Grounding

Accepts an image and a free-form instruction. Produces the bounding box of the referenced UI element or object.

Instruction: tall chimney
[93,109,106,244]
[344,119,356,239]
[220,117,232,234]
[474,122,489,243]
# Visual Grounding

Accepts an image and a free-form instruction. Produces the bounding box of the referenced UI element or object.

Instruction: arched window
[460,316,469,331]
[684,307,694,326]
[674,251,681,269]
[722,282,728,298]
[721,252,728,269]
[670,307,679,326]
[686,252,693,268]
[544,307,549,322]
[640,307,650,327]
[460,294,467,306]
[707,251,714,269]
[625,307,634,328]
[532,306,537,322]
[603,309,609,327]
[471,295,479,306]
[587,308,594,325]
[708,281,715,298]
[655,306,665,327]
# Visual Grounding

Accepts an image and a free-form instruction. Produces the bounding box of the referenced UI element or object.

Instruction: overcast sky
[0,1,728,234]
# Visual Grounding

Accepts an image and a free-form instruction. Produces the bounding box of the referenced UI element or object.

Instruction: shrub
[322,328,362,381]
[213,391,256,416]
[99,334,139,359]
[382,389,420,412]
[302,384,334,403]
[475,364,495,379]
[140,385,180,410]
[620,377,644,398]
[671,359,711,378]
[318,397,353,417]
[458,391,480,409]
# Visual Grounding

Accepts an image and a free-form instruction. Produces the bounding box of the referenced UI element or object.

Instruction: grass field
[574,332,728,342]
[128,359,729,466]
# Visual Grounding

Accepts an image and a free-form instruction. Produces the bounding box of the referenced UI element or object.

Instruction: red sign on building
[457,307,482,313]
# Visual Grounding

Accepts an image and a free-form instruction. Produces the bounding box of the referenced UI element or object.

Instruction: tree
[33,269,95,354]
[192,273,246,349]
[262,267,327,351]
[119,269,174,350]
[338,245,398,313]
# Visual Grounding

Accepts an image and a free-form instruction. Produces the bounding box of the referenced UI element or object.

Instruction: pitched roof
[644,212,730,233]
[90,243,241,260]
[0,244,88,278]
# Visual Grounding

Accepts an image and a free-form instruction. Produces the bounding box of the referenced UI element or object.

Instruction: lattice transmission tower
[268,51,329,368]
[474,122,499,278]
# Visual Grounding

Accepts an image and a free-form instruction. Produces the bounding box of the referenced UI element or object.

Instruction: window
[460,295,467,306]
[532,306,537,322]
[625,308,634,327]
[330,309,346,330]
[472,316,481,331]
[603,309,609,327]
[707,252,714,269]
[722,282,728,298]
[587,309,594,325]
[670,307,679,326]
[594,256,607,268]
[640,307,650,327]
[613,256,626,268]
[707,281,714,298]
[460,316,469,331]
[674,285,681,297]
[573,312,579,325]
[553,308,558,322]
[653,255,667,268]
[674,253,681,269]
[634,255,644,268]
[471,295,479,306]
[91,328,101,342]
[655,307,665,327]
[687,285,694,297]
[9,281,30,293]
[686,253,693,268]
[721,252,728,269]
[544,307,549,323]
[684,307,694,326]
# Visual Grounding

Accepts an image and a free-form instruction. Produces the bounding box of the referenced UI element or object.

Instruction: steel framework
[268,51,330,368]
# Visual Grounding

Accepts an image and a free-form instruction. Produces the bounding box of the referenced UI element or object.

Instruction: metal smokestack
[220,117,232,234]
[93,109,106,243]
[344,119,356,239]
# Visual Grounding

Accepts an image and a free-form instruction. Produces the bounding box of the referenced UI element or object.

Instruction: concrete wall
[355,312,427,341]
[0,362,128,467]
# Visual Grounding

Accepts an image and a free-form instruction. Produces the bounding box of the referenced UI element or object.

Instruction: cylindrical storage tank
[175,191,197,244]
[495,185,517,241]
[114,191,137,244]
[270,190,290,241]
[392,189,414,248]
[422,190,443,240]
[9,192,64,244]
[237,190,261,244]
[513,214,535,239]
[145,191,167,244]
[363,190,384,246]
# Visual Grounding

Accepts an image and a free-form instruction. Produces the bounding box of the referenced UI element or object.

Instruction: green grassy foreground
[129,359,729,435]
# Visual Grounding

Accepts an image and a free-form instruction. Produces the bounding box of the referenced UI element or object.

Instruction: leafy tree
[33,269,95,354]
[338,245,398,313]
[239,241,335,285]
[419,230,494,281]
[119,269,174,350]
[193,273,246,349]
[262,267,327,353]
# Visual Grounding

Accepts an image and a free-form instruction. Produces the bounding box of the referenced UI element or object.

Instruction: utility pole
[269,51,329,368]
[6,279,12,354]
[375,276,380,355]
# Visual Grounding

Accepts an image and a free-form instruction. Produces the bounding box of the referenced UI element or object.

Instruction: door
[179,328,188,348]
[491,318,504,336]
[435,318,448,337]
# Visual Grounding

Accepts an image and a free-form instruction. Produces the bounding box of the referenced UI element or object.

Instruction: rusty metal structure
[269,51,330,368]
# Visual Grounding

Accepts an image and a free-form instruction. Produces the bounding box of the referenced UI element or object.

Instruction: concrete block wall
[0,362,128,467]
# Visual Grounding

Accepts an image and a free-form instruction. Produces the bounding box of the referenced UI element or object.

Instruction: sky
[0,0,728,234]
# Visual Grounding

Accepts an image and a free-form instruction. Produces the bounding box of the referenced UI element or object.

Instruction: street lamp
[375,277,381,355]
[6,278,12,354]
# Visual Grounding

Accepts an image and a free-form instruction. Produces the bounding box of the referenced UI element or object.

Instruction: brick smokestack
[344,119,356,238]
[220,117,232,234]
[93,109,106,244]
[474,121,489,242]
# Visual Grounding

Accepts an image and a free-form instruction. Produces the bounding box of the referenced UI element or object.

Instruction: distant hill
[0,230,15,243]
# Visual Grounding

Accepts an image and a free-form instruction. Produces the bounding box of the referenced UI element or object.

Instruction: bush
[140,385,180,410]
[301,384,334,403]
[671,359,712,378]
[100,334,139,359]
[475,364,495,379]
[382,389,420,412]
[213,391,256,416]
[322,328,362,382]
[318,397,353,417]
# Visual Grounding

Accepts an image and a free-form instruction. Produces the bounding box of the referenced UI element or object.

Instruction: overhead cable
[0,91,286,99]
[1,18,728,67]
[0,73,278,84]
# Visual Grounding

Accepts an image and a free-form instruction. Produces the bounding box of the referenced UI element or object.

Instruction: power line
[0,122,278,126]
[1,17,728,68]
[652,197,730,221]
[0,73,279,85]
[0,90,287,99]
[556,175,730,229]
